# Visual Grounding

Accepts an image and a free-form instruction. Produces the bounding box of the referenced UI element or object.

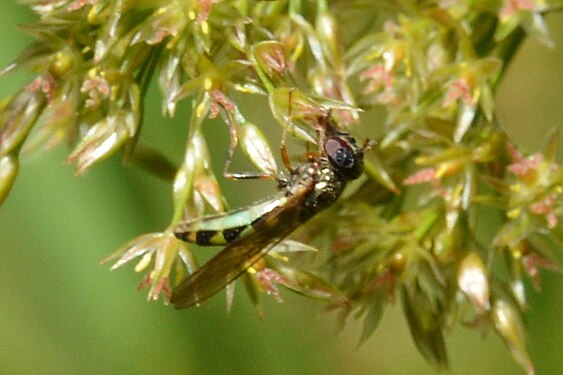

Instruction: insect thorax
[288,158,346,222]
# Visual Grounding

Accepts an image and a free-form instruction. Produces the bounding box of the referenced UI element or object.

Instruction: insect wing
[170,189,310,309]
[174,194,288,246]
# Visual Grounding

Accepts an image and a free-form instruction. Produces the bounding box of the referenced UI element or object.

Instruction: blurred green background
[1,3,562,375]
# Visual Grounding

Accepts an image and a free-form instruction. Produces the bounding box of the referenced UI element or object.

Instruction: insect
[170,114,365,309]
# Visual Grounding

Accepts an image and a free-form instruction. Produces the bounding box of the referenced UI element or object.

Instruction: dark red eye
[324,135,364,180]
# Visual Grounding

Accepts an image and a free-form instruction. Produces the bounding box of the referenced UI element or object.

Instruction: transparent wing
[175,194,287,233]
[170,189,310,309]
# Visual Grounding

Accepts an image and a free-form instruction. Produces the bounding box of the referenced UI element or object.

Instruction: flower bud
[66,110,136,174]
[316,10,341,67]
[239,122,278,177]
[49,50,74,78]
[492,299,535,375]
[0,89,45,156]
[457,252,490,312]
[0,154,18,205]
[252,41,290,81]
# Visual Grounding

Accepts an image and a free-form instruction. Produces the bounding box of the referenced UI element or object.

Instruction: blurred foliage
[1,1,563,374]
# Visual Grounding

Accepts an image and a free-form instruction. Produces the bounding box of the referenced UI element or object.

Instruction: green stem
[254,63,276,93]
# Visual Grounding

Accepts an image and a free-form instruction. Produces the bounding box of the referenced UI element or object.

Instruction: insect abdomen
[177,225,249,246]
[174,196,288,246]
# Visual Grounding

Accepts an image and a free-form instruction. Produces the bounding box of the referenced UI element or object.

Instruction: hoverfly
[170,114,365,309]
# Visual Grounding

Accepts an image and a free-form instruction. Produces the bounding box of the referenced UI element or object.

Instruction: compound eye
[328,143,355,169]
[324,136,364,180]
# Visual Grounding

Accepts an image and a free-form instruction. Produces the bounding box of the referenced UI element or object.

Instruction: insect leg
[219,104,278,181]
[280,89,295,172]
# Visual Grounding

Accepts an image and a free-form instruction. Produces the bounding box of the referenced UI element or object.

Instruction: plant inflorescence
[1,1,562,372]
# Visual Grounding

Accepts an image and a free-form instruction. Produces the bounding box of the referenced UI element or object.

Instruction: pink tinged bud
[360,64,393,94]
[146,277,172,301]
[507,153,542,176]
[149,236,181,300]
[530,193,558,228]
[67,111,138,174]
[252,41,291,78]
[270,260,348,305]
[103,233,165,271]
[210,90,235,115]
[225,23,247,52]
[194,175,223,214]
[457,252,490,312]
[26,75,56,101]
[403,167,437,185]
[0,89,45,156]
[256,268,287,303]
[506,142,523,162]
[268,88,318,144]
[22,92,77,153]
[195,0,219,22]
[146,29,175,45]
[522,253,558,290]
[501,0,537,17]
[443,78,474,108]
[102,231,193,302]
[68,0,96,12]
[80,71,111,107]
[383,20,401,34]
